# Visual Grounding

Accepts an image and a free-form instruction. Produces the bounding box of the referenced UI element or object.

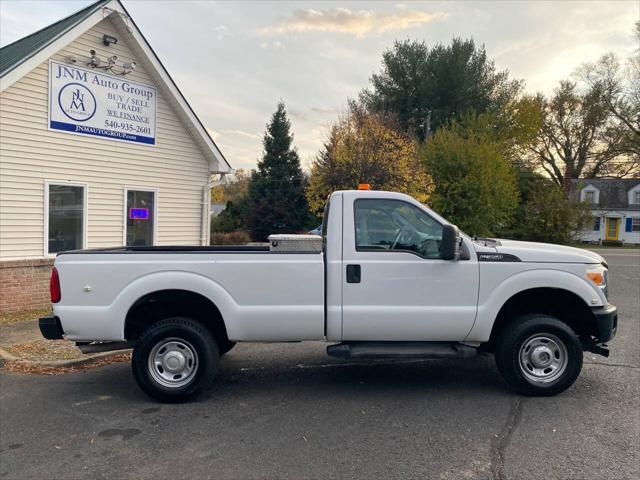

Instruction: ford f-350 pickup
[39,189,617,402]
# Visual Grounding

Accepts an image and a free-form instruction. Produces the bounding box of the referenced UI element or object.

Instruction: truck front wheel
[495,314,583,396]
[132,317,219,403]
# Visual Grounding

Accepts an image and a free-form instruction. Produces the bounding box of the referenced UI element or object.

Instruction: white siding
[0,17,211,260]
[621,215,640,244]
[577,213,603,243]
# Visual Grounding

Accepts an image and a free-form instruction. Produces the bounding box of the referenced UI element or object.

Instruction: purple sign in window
[129,208,149,220]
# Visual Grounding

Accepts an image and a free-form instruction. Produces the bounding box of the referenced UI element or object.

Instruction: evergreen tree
[246,102,310,241]
[361,38,521,139]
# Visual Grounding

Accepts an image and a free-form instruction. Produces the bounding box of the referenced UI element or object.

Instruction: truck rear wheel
[132,317,219,403]
[495,314,583,396]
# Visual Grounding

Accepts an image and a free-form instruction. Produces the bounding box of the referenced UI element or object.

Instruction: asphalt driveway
[1,249,638,480]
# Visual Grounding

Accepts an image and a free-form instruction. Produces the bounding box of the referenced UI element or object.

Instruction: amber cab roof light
[358,183,370,190]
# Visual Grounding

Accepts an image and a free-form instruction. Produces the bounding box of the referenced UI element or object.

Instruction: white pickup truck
[40,189,617,402]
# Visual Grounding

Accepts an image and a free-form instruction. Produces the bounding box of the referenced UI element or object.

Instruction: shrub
[210,231,251,245]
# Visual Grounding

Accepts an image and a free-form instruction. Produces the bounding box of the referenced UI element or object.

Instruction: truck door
[341,196,479,341]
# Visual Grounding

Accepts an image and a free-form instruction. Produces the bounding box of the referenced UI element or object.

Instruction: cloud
[310,106,339,115]
[473,9,491,22]
[206,127,220,141]
[209,127,261,142]
[222,129,262,140]
[211,25,229,40]
[259,40,286,50]
[258,7,448,38]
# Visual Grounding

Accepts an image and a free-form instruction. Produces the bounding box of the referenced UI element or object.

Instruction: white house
[572,178,640,245]
[0,0,232,313]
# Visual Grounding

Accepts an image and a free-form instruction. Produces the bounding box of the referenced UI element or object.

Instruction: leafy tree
[499,170,591,244]
[306,107,428,216]
[246,102,310,240]
[211,184,225,204]
[419,114,519,236]
[210,169,253,234]
[361,38,521,139]
[214,169,252,203]
[528,81,634,192]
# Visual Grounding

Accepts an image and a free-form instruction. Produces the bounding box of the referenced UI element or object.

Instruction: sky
[1,0,638,173]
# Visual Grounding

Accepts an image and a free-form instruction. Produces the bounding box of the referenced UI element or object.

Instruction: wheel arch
[124,289,231,352]
[486,287,597,349]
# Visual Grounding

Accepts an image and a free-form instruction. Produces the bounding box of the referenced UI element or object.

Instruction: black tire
[218,339,236,356]
[495,314,583,396]
[132,317,219,403]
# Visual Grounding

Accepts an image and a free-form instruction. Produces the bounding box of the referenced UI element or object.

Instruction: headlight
[586,264,608,299]
[586,264,606,286]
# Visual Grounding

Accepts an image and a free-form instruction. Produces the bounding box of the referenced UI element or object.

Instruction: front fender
[465,267,605,342]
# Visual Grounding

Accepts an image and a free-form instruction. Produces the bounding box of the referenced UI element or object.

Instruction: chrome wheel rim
[148,338,198,388]
[518,333,568,384]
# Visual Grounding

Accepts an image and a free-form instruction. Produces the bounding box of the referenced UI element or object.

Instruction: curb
[0,346,131,368]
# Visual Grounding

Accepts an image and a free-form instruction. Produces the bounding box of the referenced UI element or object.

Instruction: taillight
[50,267,61,303]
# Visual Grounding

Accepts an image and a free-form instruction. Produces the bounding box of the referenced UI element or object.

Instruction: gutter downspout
[201,174,226,246]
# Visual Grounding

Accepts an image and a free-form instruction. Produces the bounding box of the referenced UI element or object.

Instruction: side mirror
[440,224,460,260]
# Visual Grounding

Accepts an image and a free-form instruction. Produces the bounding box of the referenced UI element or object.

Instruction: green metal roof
[0,0,110,78]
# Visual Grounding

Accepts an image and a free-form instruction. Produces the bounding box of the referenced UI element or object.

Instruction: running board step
[76,341,134,354]
[326,342,477,359]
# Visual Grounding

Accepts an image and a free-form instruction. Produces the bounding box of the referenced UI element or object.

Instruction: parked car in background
[309,225,322,236]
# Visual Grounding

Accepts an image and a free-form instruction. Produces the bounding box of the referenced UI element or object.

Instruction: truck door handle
[346,264,361,283]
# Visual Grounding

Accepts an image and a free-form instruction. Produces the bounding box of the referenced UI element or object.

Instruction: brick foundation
[0,259,54,314]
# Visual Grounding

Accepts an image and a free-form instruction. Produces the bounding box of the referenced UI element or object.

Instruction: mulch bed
[0,307,51,325]
[2,353,132,375]
[5,339,85,361]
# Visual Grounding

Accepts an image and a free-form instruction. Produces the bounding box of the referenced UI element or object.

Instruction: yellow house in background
[572,178,640,245]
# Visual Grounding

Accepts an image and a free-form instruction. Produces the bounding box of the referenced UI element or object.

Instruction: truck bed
[52,248,324,342]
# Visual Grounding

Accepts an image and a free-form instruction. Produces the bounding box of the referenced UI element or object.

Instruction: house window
[633,218,640,233]
[125,189,156,246]
[584,190,595,203]
[635,191,640,205]
[47,183,85,254]
[593,217,600,231]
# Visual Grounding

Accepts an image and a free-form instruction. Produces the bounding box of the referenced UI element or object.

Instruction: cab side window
[354,199,443,258]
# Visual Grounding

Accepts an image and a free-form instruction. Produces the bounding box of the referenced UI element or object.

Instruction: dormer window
[580,185,599,204]
[584,190,595,203]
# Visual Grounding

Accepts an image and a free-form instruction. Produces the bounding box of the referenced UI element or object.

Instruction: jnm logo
[70,89,86,111]
[58,83,96,122]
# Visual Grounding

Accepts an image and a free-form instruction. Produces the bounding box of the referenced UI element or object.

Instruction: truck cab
[324,190,479,342]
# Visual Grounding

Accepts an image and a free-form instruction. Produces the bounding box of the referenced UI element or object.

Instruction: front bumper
[39,314,64,340]
[591,304,617,343]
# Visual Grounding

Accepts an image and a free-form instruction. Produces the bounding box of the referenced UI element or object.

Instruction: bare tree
[530,80,639,193]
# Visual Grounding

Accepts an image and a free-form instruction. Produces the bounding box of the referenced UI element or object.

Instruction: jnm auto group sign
[48,60,156,145]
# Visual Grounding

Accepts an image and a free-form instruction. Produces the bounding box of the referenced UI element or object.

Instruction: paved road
[1,249,638,480]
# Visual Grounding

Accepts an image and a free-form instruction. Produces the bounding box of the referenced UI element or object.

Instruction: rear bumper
[39,314,64,340]
[591,304,617,343]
